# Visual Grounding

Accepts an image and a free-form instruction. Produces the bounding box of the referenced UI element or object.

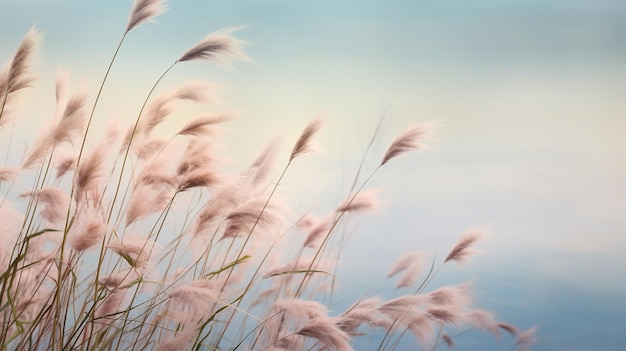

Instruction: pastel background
[1,1,625,350]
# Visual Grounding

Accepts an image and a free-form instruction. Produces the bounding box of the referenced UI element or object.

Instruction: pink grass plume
[126,0,168,33]
[381,122,434,166]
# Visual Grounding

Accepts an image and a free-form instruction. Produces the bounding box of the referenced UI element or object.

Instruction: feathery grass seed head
[178,27,250,66]
[290,117,323,161]
[0,167,19,182]
[0,26,40,98]
[381,123,434,166]
[444,229,484,266]
[177,113,231,137]
[295,318,353,351]
[336,188,380,214]
[126,0,167,33]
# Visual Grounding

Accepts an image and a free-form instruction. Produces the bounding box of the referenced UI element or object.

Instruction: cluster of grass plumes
[0,1,535,350]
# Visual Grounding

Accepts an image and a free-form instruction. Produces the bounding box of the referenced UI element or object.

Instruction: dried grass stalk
[0,26,40,99]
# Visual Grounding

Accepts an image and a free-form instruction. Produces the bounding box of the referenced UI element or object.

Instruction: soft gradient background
[2,1,625,350]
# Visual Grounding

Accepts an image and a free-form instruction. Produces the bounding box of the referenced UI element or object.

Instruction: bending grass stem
[107,61,177,223]
[294,166,380,298]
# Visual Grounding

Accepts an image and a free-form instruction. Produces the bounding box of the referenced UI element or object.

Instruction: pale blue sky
[2,1,625,350]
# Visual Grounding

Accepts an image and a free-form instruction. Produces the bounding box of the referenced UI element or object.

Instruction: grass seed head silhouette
[126,0,168,33]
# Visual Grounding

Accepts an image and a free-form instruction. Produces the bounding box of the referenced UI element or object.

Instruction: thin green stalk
[73,33,127,177]
[415,260,443,295]
[349,99,390,193]
[107,61,177,223]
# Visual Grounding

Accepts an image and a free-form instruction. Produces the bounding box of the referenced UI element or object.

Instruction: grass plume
[0,26,40,126]
[126,0,168,33]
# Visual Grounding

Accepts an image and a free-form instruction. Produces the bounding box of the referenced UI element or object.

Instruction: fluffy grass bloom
[222,197,286,240]
[515,327,538,351]
[300,215,332,249]
[74,126,117,204]
[20,187,69,226]
[176,114,231,137]
[178,27,250,66]
[336,188,380,214]
[0,167,19,182]
[107,236,159,272]
[0,26,40,125]
[387,251,424,289]
[23,75,88,168]
[67,207,107,252]
[295,318,353,351]
[126,0,168,33]
[444,229,484,266]
[290,117,323,162]
[381,123,433,165]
